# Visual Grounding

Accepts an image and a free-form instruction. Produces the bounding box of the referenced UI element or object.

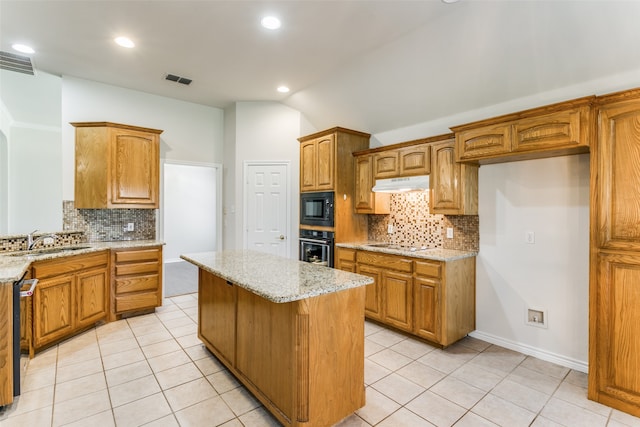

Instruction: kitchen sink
[7,246,92,257]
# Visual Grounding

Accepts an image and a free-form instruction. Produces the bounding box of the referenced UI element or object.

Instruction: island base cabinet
[198,269,366,427]
[198,270,236,367]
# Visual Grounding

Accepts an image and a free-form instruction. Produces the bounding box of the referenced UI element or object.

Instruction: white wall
[61,76,224,200]
[223,102,302,257]
[0,70,62,234]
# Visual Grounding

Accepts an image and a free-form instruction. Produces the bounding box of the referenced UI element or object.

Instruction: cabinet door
[398,145,430,176]
[354,155,389,214]
[383,271,413,332]
[110,128,159,207]
[596,98,640,252]
[590,251,640,416]
[373,151,399,179]
[315,135,335,190]
[356,264,383,320]
[336,248,357,272]
[512,107,588,153]
[413,276,440,343]
[33,274,74,349]
[198,271,236,365]
[300,140,318,192]
[431,140,461,213]
[76,268,108,328]
[456,122,511,161]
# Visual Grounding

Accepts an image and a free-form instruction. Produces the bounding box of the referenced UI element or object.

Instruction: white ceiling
[2,0,640,134]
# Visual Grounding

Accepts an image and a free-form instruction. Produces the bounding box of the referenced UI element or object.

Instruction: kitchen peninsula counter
[181,250,373,427]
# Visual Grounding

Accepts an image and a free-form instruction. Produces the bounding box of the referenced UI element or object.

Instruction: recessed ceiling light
[261,16,281,30]
[442,0,460,3]
[277,86,290,93]
[114,36,135,48]
[12,44,35,54]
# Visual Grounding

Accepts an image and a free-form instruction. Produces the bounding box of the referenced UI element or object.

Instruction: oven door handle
[299,238,331,244]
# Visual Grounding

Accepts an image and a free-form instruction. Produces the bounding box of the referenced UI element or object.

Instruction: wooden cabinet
[111,246,163,319]
[299,127,370,243]
[335,247,357,273]
[354,154,390,214]
[73,122,163,208]
[346,248,475,346]
[31,251,109,351]
[589,89,640,417]
[199,270,236,365]
[300,133,335,192]
[373,143,430,179]
[198,269,366,427]
[430,138,478,215]
[452,96,594,164]
[357,251,413,332]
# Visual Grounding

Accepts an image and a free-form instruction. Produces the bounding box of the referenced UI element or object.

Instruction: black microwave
[300,191,334,227]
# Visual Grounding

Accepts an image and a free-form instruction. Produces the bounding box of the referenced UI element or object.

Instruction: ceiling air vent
[0,51,34,75]
[165,73,192,85]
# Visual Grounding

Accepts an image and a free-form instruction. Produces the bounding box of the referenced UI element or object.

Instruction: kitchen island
[181,250,373,427]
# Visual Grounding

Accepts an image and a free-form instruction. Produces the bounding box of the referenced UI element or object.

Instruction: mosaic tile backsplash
[0,231,85,252]
[63,200,156,242]
[368,192,479,252]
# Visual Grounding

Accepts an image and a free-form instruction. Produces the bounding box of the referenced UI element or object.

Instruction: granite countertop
[0,240,164,283]
[336,241,477,261]
[181,250,373,303]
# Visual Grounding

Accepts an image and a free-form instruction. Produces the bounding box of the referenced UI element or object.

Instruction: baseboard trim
[468,330,589,373]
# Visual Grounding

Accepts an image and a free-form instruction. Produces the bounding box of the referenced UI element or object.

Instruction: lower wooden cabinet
[111,246,162,319]
[31,251,109,351]
[338,247,476,346]
[198,269,366,427]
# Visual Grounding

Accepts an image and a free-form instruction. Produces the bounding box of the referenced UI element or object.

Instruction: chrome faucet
[27,229,59,250]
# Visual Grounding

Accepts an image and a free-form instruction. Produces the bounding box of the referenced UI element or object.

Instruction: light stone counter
[181,250,373,303]
[0,240,164,283]
[336,241,477,261]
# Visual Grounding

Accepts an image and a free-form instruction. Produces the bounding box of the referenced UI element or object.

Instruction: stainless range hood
[372,175,430,193]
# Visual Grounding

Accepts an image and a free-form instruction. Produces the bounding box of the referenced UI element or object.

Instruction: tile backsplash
[368,192,479,252]
[63,200,156,242]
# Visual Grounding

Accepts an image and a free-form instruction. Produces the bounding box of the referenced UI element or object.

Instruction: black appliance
[11,275,37,399]
[299,229,335,268]
[300,191,334,227]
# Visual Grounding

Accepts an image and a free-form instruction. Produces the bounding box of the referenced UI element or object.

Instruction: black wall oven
[299,229,334,268]
[300,191,334,227]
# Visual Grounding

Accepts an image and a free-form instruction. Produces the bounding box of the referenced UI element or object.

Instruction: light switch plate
[446,227,454,239]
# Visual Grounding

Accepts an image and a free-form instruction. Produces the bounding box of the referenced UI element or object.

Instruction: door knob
[279,235,285,240]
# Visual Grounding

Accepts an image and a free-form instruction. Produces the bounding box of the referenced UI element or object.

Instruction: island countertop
[181,249,373,303]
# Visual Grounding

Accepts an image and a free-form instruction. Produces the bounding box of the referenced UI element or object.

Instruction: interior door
[245,163,289,258]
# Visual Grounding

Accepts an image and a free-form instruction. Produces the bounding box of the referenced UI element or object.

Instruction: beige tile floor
[2,293,640,427]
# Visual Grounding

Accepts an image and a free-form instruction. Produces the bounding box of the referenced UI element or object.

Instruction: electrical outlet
[446,227,454,239]
[127,223,135,231]
[525,231,535,244]
[43,237,54,245]
[387,224,394,234]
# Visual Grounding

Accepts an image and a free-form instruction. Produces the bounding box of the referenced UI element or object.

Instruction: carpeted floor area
[164,261,198,297]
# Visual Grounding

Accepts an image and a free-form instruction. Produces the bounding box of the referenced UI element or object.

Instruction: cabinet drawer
[115,261,160,276]
[114,248,161,263]
[358,251,412,273]
[415,260,442,278]
[33,251,109,279]
[337,248,356,262]
[115,274,159,294]
[115,292,158,313]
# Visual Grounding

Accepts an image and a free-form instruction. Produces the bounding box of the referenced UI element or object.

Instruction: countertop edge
[1,240,165,283]
[336,242,478,261]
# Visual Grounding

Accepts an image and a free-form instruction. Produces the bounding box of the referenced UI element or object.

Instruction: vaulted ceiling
[2,0,639,134]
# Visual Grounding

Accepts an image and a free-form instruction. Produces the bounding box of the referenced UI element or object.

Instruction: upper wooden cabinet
[452,96,595,164]
[73,122,163,208]
[373,143,430,179]
[300,133,335,192]
[354,154,390,214]
[430,138,478,215]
